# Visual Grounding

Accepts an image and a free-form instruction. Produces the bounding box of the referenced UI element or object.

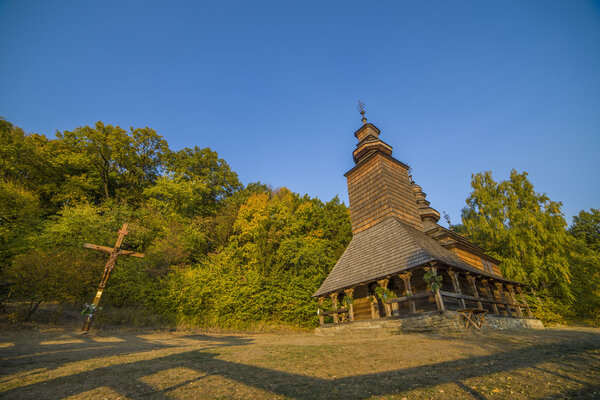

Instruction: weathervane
[357,100,367,125]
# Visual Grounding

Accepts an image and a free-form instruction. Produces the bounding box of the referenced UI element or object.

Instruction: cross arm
[83,243,145,258]
[84,243,114,253]
[120,250,145,258]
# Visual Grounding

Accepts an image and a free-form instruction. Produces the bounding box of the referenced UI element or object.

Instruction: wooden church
[314,111,542,331]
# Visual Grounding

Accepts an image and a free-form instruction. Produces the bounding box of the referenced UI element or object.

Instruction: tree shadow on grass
[0,329,253,382]
[1,330,599,399]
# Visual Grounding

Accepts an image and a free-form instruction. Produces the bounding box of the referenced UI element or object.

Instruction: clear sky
[1,0,599,225]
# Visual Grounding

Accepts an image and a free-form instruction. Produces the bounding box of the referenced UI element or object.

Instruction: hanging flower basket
[424,269,443,292]
[343,295,354,307]
[374,287,395,302]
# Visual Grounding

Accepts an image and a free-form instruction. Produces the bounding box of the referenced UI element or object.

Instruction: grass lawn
[1,325,599,399]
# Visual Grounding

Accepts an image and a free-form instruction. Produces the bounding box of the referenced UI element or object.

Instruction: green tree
[56,121,169,203]
[163,186,351,328]
[145,147,241,218]
[3,249,103,319]
[0,179,42,266]
[0,117,65,213]
[460,170,573,302]
[568,238,600,324]
[569,209,600,253]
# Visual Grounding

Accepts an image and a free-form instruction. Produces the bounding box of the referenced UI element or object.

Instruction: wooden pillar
[330,293,339,324]
[506,285,523,317]
[495,282,512,317]
[398,271,417,313]
[466,274,483,309]
[448,269,466,309]
[424,265,445,312]
[481,279,499,315]
[318,297,324,325]
[344,288,355,321]
[516,286,534,317]
[377,278,392,317]
[370,294,379,319]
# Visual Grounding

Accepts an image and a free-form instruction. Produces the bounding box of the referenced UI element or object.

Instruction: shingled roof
[313,217,516,297]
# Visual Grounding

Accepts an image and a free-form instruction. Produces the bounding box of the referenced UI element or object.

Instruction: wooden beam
[481,279,499,315]
[466,274,483,309]
[330,293,339,324]
[516,286,534,317]
[506,285,523,317]
[83,243,114,253]
[424,265,445,312]
[438,291,527,308]
[370,291,379,319]
[447,269,466,309]
[84,244,145,258]
[377,279,392,317]
[118,250,145,258]
[321,308,349,316]
[344,288,355,321]
[398,271,417,314]
[114,223,128,249]
[494,282,512,317]
[318,297,324,325]
[386,291,431,303]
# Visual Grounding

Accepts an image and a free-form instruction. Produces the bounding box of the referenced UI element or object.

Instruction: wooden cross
[82,223,145,331]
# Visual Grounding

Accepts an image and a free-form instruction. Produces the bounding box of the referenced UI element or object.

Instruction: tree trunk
[25,301,43,320]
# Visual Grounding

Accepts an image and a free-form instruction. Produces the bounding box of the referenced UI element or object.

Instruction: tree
[56,121,169,204]
[0,117,65,213]
[162,186,351,328]
[460,170,573,302]
[3,249,103,319]
[568,238,600,324]
[0,179,42,267]
[145,146,241,217]
[570,209,600,253]
[166,146,241,198]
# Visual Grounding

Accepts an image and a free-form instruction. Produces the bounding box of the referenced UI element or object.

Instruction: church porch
[316,263,538,329]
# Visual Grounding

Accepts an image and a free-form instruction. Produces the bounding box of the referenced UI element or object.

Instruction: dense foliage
[458,170,600,324]
[0,117,351,328]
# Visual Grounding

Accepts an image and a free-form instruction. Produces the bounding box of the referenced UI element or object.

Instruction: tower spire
[357,100,367,124]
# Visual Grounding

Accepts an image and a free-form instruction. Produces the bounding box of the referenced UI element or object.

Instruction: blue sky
[1,0,599,224]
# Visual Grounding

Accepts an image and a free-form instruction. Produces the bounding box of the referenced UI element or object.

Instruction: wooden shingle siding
[347,154,423,234]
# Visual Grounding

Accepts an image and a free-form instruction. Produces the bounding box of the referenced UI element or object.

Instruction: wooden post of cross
[81,223,145,332]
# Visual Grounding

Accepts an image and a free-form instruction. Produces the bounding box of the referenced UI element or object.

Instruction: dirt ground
[0,325,599,399]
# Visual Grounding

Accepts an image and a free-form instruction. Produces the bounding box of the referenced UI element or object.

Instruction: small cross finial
[357,101,367,124]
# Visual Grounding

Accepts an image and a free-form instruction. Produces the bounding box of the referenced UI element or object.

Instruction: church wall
[346,154,423,234]
[346,155,389,234]
[449,247,503,276]
[379,157,424,230]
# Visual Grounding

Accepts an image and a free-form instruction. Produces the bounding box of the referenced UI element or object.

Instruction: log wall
[448,247,502,276]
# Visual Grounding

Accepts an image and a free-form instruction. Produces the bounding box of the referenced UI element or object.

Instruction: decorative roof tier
[411,182,441,231]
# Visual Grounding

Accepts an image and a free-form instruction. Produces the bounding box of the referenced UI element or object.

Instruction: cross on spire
[357,100,367,124]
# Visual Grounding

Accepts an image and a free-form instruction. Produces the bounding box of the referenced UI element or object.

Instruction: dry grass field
[1,325,599,399]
